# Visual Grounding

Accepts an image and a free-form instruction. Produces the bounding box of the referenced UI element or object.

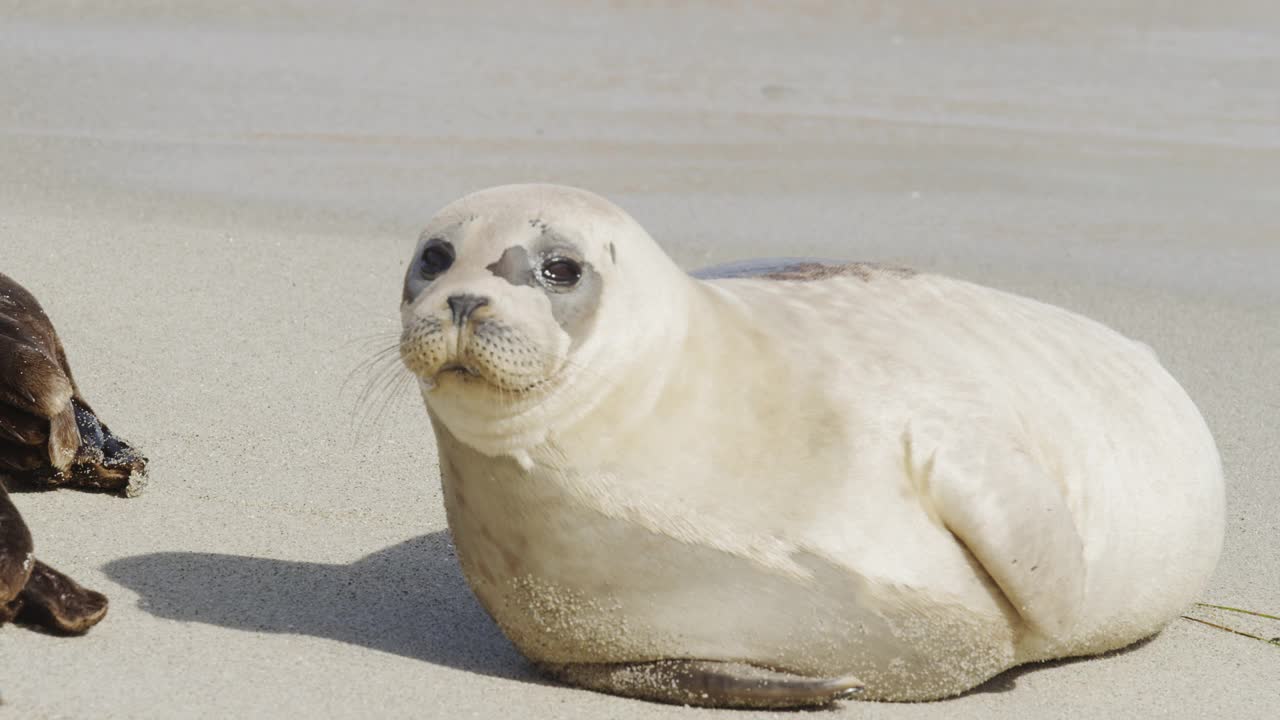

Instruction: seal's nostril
[447,294,490,327]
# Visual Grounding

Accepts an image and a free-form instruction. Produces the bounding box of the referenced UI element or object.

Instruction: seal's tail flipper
[538,659,863,709]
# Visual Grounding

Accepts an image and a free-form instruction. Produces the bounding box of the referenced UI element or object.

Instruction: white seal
[398,184,1225,707]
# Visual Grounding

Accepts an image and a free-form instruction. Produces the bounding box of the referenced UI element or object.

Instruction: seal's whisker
[361,359,412,410]
[349,340,405,370]
[350,369,418,445]
[376,373,418,432]
[343,342,405,399]
[344,337,423,445]
[357,363,408,415]
[340,328,404,350]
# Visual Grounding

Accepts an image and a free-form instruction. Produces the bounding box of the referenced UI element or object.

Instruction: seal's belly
[438,441,1018,700]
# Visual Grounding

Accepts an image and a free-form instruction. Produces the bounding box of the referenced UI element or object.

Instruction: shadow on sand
[967,634,1157,695]
[102,531,535,682]
[103,530,1149,698]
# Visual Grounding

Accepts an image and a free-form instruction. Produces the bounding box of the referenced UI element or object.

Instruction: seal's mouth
[425,359,555,397]
[435,362,481,380]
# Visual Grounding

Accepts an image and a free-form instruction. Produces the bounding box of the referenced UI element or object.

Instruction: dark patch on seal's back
[691,258,917,282]
[760,262,917,282]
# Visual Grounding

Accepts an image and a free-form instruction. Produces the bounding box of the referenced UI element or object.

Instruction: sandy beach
[2,2,1278,717]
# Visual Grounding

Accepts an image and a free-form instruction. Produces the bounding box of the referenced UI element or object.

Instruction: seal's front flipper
[13,559,108,634]
[537,659,863,709]
[931,438,1086,638]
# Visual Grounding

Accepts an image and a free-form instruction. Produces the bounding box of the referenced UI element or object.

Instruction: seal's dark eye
[541,258,582,286]
[420,241,454,278]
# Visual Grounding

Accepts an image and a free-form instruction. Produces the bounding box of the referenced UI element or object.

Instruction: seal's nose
[447,294,489,327]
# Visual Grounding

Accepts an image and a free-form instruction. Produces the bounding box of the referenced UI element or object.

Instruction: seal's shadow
[104,532,1156,698]
[102,531,533,682]
[968,634,1158,695]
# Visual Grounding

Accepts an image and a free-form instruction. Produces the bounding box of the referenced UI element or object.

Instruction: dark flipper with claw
[537,659,863,709]
[12,397,150,495]
[1,482,109,634]
[10,559,110,634]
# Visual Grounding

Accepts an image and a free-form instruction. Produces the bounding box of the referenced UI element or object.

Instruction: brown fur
[1,271,147,635]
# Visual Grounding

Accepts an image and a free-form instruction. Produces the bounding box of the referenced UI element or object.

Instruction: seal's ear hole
[541,258,582,287]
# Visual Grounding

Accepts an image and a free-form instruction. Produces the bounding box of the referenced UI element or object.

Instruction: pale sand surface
[1,2,1278,718]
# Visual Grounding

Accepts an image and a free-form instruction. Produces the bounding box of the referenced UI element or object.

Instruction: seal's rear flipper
[65,398,149,496]
[13,559,108,634]
[537,659,863,709]
[1,398,148,495]
[1,272,147,496]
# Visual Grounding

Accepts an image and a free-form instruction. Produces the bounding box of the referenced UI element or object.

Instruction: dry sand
[1,2,1277,718]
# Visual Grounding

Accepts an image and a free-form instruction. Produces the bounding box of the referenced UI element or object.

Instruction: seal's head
[399,184,687,455]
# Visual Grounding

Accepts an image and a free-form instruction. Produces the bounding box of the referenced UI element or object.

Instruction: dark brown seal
[1,271,148,634]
